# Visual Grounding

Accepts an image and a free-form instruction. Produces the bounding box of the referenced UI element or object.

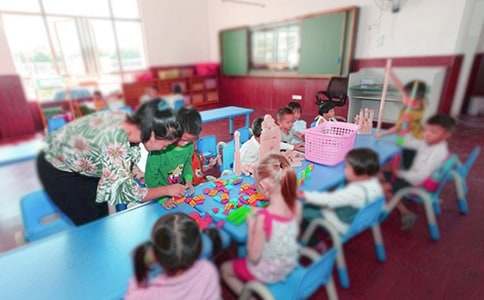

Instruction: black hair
[172,83,183,94]
[345,148,380,176]
[319,101,336,116]
[404,80,427,100]
[127,98,183,143]
[177,107,202,136]
[204,227,222,259]
[149,84,159,91]
[133,213,202,285]
[93,90,103,97]
[277,107,294,119]
[252,117,264,138]
[287,101,302,113]
[426,114,456,132]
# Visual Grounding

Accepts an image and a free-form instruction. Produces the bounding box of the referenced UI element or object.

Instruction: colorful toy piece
[227,206,252,225]
[297,163,314,186]
[172,195,186,204]
[189,212,212,230]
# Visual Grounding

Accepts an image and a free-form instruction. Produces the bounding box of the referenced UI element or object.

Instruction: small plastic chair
[384,155,460,241]
[240,248,338,300]
[451,147,480,214]
[301,197,386,288]
[236,127,251,144]
[47,115,67,133]
[20,190,74,242]
[197,135,218,159]
[219,140,235,172]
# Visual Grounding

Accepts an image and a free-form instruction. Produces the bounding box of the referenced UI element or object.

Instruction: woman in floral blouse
[37,99,185,225]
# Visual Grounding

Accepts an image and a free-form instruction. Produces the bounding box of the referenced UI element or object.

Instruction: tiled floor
[1,115,484,299]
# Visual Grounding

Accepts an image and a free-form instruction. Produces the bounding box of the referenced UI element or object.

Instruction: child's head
[176,107,202,146]
[277,107,295,131]
[145,85,159,98]
[133,213,202,285]
[93,90,103,100]
[251,117,264,139]
[344,148,380,182]
[403,80,427,107]
[127,99,183,151]
[256,154,297,212]
[319,102,336,119]
[287,101,302,120]
[423,114,455,145]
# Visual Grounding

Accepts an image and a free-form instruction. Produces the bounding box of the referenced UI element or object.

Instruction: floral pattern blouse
[44,111,147,205]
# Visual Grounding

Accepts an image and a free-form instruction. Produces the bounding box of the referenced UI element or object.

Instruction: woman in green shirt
[37,99,185,225]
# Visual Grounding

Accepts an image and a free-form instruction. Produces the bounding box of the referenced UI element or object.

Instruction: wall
[207,0,468,61]
[0,15,15,75]
[138,0,210,66]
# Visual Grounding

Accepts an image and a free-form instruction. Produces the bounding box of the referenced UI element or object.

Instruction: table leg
[229,117,234,134]
[244,113,250,128]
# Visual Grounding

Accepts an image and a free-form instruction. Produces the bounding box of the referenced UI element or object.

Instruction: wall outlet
[292,95,302,101]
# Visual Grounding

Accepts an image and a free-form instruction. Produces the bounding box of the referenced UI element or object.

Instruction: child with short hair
[288,101,307,133]
[385,114,455,230]
[277,107,304,151]
[240,117,264,165]
[139,85,159,105]
[145,107,202,205]
[314,101,337,127]
[302,148,383,235]
[126,213,221,300]
[221,154,301,295]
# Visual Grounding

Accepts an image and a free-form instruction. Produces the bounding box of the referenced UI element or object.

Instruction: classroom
[0,0,483,299]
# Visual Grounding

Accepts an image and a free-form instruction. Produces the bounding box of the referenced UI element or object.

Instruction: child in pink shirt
[125,213,221,300]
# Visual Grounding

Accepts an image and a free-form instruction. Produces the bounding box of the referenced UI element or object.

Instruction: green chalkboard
[299,12,347,75]
[221,28,249,76]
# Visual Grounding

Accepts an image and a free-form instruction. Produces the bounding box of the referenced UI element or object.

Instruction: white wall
[207,0,468,61]
[138,0,210,66]
[0,14,15,75]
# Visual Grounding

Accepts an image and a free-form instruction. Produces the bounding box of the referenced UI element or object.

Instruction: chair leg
[371,225,386,262]
[452,171,469,215]
[326,276,339,300]
[432,195,441,216]
[301,219,326,245]
[240,281,275,300]
[422,192,440,241]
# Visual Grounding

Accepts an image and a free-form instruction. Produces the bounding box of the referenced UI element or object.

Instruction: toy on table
[354,108,375,134]
[189,212,212,230]
[227,206,252,225]
[297,163,314,186]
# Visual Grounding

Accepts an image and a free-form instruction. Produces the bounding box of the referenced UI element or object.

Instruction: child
[221,154,301,295]
[288,101,307,133]
[126,213,221,300]
[139,85,159,105]
[240,117,263,165]
[145,107,202,205]
[277,107,304,151]
[314,101,337,127]
[302,148,383,236]
[93,90,107,111]
[385,114,455,230]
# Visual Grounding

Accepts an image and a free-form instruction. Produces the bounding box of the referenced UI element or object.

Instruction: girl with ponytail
[126,213,221,300]
[221,153,301,296]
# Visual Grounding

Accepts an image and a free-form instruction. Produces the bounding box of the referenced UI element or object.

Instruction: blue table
[0,138,44,167]
[0,203,212,300]
[200,106,254,134]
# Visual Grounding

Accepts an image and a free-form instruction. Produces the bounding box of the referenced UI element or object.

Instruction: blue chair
[236,127,251,144]
[219,140,235,172]
[47,115,67,133]
[240,248,338,300]
[451,147,480,214]
[301,197,386,288]
[20,190,74,242]
[173,98,185,111]
[197,135,218,159]
[385,155,460,241]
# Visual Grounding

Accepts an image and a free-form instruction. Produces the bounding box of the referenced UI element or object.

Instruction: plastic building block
[227,206,252,225]
[216,220,225,229]
[189,212,212,230]
[212,208,219,213]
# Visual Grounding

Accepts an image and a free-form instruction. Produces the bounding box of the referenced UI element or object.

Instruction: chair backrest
[343,197,385,241]
[197,135,217,158]
[461,146,481,177]
[432,154,459,195]
[220,140,235,172]
[298,249,337,299]
[237,127,251,144]
[316,77,348,107]
[47,115,67,133]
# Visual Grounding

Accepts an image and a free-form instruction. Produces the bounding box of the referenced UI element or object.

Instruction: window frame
[0,0,146,101]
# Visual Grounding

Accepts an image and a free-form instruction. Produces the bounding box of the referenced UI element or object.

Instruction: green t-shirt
[145,143,194,188]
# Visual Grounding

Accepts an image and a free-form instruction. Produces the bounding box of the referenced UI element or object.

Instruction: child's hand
[165,184,185,197]
[207,157,218,168]
[163,198,177,209]
[185,183,195,197]
[294,143,305,152]
[297,190,305,200]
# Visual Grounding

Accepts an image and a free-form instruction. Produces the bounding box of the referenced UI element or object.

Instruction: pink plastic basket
[304,122,358,165]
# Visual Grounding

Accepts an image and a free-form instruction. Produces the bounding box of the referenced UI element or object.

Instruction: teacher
[36,99,186,226]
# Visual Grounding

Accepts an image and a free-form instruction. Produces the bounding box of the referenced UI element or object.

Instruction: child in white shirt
[302,148,383,236]
[240,117,263,165]
[277,107,304,151]
[288,101,307,133]
[314,102,337,127]
[384,114,455,230]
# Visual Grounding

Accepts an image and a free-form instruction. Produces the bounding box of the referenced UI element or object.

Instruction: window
[0,0,145,100]
[250,23,300,71]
